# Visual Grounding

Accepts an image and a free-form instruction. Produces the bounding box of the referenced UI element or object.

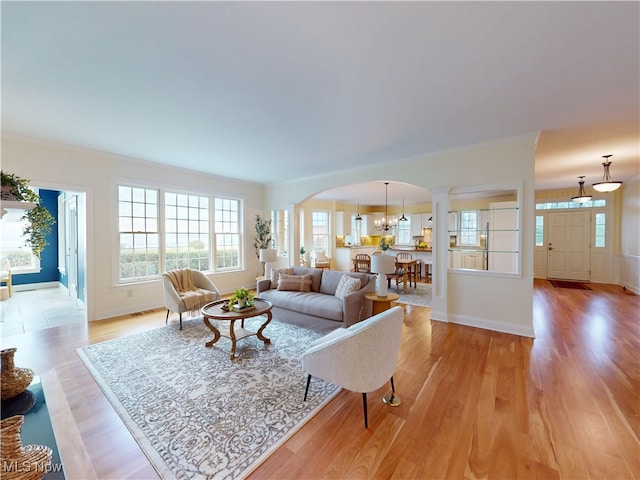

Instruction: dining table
[394,257,419,293]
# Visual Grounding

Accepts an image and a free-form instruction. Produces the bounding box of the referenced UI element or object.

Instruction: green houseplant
[253,214,272,258]
[226,287,255,310]
[1,171,56,258]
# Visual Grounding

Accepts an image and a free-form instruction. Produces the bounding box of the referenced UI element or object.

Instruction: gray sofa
[256,266,376,333]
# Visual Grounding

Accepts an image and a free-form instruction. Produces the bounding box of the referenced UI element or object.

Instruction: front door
[547,210,591,281]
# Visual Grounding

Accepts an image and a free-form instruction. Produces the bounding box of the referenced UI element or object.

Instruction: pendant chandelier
[399,198,408,222]
[571,176,592,203]
[374,182,398,232]
[355,203,362,222]
[592,154,623,192]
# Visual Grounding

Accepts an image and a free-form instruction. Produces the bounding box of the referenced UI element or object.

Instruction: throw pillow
[277,274,312,292]
[270,267,293,289]
[334,275,361,300]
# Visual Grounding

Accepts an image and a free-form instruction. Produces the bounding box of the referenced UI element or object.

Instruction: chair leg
[303,374,311,401]
[383,376,401,407]
[179,312,183,330]
[165,309,170,324]
[362,392,368,428]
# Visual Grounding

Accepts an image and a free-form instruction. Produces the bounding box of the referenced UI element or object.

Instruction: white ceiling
[2,2,638,206]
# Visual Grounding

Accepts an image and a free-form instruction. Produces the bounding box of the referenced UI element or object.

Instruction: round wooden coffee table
[201,298,273,360]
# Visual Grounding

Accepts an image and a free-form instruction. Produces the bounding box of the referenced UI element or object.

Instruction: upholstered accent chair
[302,306,404,428]
[312,250,331,270]
[162,268,221,329]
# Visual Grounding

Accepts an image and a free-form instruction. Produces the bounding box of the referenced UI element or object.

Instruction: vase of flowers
[380,237,393,252]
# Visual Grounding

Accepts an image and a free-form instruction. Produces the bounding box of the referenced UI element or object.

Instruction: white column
[430,187,449,322]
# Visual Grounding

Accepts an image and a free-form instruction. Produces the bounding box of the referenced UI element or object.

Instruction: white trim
[448,313,536,338]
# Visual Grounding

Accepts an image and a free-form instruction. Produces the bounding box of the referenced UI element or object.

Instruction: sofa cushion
[334,275,361,300]
[277,274,312,292]
[260,290,343,322]
[292,266,323,292]
[270,267,294,289]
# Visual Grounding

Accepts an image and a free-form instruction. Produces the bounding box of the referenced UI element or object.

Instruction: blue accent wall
[12,189,60,286]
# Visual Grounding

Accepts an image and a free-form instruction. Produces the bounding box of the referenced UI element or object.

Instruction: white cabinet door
[410,214,423,236]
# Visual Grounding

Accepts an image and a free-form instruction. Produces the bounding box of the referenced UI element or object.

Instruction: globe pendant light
[571,176,592,203]
[592,155,623,192]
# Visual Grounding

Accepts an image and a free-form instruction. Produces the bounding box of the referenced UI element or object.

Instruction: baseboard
[93,302,164,321]
[12,281,60,291]
[448,313,535,338]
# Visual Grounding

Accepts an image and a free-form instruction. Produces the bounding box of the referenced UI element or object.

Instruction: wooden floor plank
[0,279,637,479]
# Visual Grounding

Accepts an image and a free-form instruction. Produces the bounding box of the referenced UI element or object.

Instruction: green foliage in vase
[254,214,272,258]
[1,171,56,258]
[227,287,255,308]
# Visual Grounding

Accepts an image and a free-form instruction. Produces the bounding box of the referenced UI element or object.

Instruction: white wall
[619,175,640,293]
[265,133,539,338]
[1,134,267,320]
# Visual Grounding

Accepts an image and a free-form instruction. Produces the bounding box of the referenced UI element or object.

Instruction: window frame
[116,182,245,285]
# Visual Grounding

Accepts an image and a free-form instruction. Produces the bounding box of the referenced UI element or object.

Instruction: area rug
[393,282,432,307]
[550,280,591,290]
[77,317,340,480]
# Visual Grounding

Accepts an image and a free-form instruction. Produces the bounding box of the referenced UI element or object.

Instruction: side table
[365,292,400,316]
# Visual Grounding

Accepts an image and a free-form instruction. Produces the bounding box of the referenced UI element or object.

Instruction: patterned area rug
[77,317,339,479]
[393,282,432,307]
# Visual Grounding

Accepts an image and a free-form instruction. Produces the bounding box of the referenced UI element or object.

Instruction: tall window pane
[311,211,329,253]
[535,215,544,246]
[271,210,289,256]
[214,197,241,270]
[165,192,209,271]
[595,213,606,248]
[118,186,159,281]
[459,211,479,246]
[396,218,411,245]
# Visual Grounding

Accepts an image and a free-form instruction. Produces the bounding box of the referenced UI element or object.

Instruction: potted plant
[226,287,255,311]
[1,171,55,258]
[253,214,272,258]
[299,246,306,266]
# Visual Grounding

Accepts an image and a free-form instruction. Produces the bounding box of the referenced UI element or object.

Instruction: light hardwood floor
[1,280,638,479]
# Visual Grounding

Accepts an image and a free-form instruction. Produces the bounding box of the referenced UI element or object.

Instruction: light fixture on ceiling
[399,198,408,222]
[355,203,362,221]
[374,182,398,232]
[592,154,623,192]
[571,176,592,204]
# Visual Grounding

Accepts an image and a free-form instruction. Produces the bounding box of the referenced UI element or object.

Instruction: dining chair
[354,254,371,273]
[391,252,417,289]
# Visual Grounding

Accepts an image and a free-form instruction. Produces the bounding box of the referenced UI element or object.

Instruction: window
[459,210,479,246]
[396,218,411,245]
[118,185,244,283]
[536,199,606,209]
[118,186,159,281]
[214,197,241,270]
[535,215,544,246]
[311,211,329,253]
[271,210,289,256]
[0,209,40,273]
[594,213,606,248]
[165,193,209,271]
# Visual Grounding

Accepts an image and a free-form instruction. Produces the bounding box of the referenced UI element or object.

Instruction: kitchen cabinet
[410,213,432,237]
[335,247,378,271]
[335,211,353,236]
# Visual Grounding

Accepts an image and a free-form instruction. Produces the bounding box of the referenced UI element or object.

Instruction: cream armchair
[312,250,331,269]
[162,268,221,329]
[302,306,404,428]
